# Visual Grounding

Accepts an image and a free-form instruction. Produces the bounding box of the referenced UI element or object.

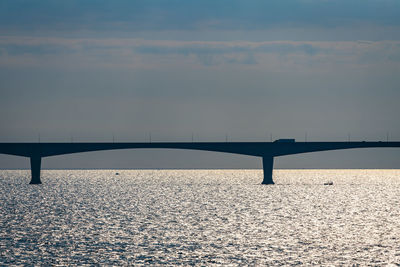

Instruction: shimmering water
[1,169,400,265]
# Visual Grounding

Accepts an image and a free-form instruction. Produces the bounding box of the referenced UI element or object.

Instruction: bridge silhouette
[1,141,399,184]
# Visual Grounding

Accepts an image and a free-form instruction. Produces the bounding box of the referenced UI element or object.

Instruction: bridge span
[0,141,399,184]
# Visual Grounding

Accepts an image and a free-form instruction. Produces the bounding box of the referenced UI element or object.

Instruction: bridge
[0,141,399,184]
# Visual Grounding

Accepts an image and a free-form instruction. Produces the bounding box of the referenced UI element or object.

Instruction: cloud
[0,36,399,70]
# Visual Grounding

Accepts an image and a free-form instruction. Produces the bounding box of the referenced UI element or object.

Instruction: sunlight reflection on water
[1,169,400,265]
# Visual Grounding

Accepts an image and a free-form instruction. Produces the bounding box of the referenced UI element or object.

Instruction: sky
[0,0,400,169]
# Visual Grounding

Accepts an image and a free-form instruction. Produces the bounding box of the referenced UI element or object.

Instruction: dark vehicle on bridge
[274,139,295,143]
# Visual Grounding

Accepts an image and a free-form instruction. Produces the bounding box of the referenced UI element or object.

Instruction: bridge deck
[0,142,399,184]
[1,141,399,158]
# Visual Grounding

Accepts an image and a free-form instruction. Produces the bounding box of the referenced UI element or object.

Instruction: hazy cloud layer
[1,37,399,70]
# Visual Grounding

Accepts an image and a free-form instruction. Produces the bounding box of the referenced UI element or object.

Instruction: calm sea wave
[1,169,400,265]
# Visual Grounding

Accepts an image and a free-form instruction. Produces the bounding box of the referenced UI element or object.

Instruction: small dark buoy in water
[324,181,333,185]
[115,172,119,175]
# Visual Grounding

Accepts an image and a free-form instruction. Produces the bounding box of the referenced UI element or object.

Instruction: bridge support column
[262,156,274,185]
[29,156,41,184]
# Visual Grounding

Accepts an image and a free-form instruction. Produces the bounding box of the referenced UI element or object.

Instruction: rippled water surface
[1,169,400,265]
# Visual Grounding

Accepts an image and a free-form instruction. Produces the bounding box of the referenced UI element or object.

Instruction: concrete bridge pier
[29,156,42,184]
[262,156,274,185]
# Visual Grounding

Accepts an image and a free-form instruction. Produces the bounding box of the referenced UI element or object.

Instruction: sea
[1,169,400,266]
